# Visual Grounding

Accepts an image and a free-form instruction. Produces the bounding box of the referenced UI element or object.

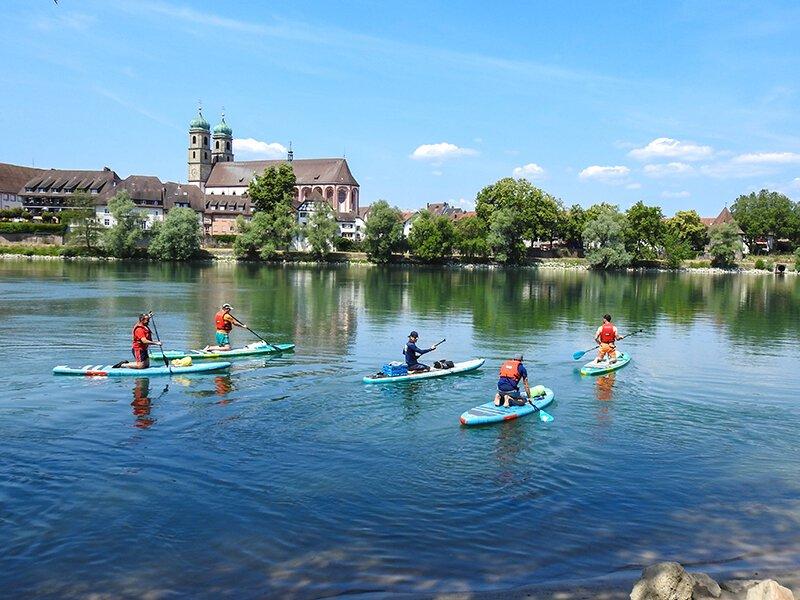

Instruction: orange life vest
[600,322,616,343]
[215,310,232,332]
[131,323,151,350]
[498,359,522,382]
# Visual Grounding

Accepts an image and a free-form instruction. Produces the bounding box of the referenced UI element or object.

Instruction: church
[187,107,361,238]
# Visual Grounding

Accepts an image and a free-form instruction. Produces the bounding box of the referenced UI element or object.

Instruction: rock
[693,573,721,598]
[631,562,696,600]
[721,581,762,596]
[744,580,794,600]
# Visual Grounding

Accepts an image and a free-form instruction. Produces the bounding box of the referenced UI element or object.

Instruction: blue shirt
[404,341,431,365]
[497,363,528,392]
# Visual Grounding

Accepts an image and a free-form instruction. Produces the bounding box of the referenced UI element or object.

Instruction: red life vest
[498,359,522,382]
[600,323,616,343]
[215,310,232,332]
[132,324,151,350]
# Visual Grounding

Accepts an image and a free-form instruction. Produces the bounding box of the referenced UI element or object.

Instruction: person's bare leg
[494,392,501,406]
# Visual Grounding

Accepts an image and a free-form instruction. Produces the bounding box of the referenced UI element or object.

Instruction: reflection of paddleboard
[363,358,485,384]
[459,387,554,426]
[53,362,232,377]
[153,342,295,360]
[580,352,631,376]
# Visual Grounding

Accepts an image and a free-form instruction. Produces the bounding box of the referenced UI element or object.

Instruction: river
[1,260,799,598]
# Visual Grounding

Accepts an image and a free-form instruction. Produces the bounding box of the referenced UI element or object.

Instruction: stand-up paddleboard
[580,352,631,376]
[460,387,554,426]
[152,342,294,360]
[363,358,485,384]
[53,361,232,377]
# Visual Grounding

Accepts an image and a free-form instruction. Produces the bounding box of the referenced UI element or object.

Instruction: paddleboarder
[593,314,621,365]
[404,331,437,373]
[494,354,532,407]
[114,313,162,369]
[203,303,247,352]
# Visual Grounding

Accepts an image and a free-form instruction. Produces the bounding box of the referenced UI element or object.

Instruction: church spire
[287,141,294,162]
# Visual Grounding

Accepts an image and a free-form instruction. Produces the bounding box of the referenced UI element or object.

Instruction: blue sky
[1,0,799,215]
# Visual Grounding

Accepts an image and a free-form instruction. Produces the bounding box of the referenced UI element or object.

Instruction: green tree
[363,200,403,263]
[487,207,525,264]
[585,202,619,223]
[248,164,297,213]
[454,215,489,259]
[666,210,708,251]
[661,230,694,268]
[101,191,143,258]
[407,210,455,262]
[582,206,631,269]
[234,201,298,260]
[62,191,99,250]
[563,204,587,250]
[708,223,740,267]
[148,207,201,260]
[624,201,665,261]
[794,247,800,271]
[475,177,564,243]
[732,189,799,251]
[303,201,340,258]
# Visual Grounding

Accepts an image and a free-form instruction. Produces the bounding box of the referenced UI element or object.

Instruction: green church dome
[213,116,232,136]
[189,107,210,131]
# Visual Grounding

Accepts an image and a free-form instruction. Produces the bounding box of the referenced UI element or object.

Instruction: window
[204,152,208,160]
[192,135,196,144]
[204,136,208,146]
[232,191,236,195]
[104,219,110,226]
[215,140,219,149]
[193,151,196,159]
[226,141,231,151]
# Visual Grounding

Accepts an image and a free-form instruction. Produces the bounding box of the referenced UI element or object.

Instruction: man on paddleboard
[404,331,437,372]
[593,314,621,365]
[494,354,532,407]
[114,313,162,369]
[203,303,247,352]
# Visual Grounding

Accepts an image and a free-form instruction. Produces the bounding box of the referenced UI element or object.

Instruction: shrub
[0,222,66,234]
[334,237,364,252]
[708,223,740,267]
[148,207,202,261]
[212,234,237,245]
[582,207,631,269]
[795,248,800,271]
[754,258,766,270]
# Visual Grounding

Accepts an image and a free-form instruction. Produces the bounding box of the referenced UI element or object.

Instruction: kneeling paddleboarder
[593,314,621,365]
[204,303,247,352]
[404,331,438,373]
[495,354,531,407]
[115,313,162,369]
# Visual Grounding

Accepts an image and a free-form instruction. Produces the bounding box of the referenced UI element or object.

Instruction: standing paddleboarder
[593,314,621,365]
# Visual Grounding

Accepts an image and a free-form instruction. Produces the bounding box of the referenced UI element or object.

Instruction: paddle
[148,312,172,374]
[432,338,446,349]
[230,314,282,352]
[572,329,644,360]
[526,393,554,422]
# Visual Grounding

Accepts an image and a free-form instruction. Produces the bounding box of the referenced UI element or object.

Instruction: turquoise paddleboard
[363,358,485,384]
[153,342,295,360]
[460,387,554,426]
[580,352,631,376]
[53,361,232,377]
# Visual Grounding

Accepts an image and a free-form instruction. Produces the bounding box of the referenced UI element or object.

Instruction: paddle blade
[538,410,554,423]
[572,350,586,360]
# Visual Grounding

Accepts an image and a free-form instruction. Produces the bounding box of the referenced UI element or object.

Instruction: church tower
[212,111,234,164]
[188,104,212,190]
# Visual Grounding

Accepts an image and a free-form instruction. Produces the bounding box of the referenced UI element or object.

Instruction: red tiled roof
[205,158,358,188]
[0,163,44,194]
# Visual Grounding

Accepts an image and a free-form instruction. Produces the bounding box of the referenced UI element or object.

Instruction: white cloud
[512,163,545,179]
[698,162,774,178]
[431,170,443,176]
[661,190,691,198]
[410,142,478,161]
[233,138,287,159]
[732,152,800,164]
[579,165,630,180]
[626,182,642,190]
[629,137,713,161]
[643,162,694,177]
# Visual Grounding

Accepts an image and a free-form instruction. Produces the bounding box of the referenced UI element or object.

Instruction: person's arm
[226,314,246,328]
[594,327,602,344]
[137,328,161,347]
[522,376,531,400]
[614,326,622,341]
[409,342,428,357]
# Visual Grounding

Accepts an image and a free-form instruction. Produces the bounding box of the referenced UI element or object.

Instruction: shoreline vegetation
[1,245,797,276]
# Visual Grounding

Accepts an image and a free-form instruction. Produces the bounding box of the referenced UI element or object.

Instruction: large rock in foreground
[631,562,696,600]
[743,580,794,600]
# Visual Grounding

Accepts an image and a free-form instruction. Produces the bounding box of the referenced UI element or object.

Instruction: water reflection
[131,378,156,429]
[595,373,616,403]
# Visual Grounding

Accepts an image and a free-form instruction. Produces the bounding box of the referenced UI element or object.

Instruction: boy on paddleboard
[114,313,162,369]
[203,303,247,352]
[494,354,531,407]
[593,314,621,365]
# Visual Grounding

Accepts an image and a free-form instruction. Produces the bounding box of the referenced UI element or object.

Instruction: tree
[248,164,297,213]
[303,201,340,258]
[585,202,619,223]
[407,210,455,262]
[624,201,665,261]
[582,206,631,269]
[63,191,99,250]
[563,204,587,250]
[234,200,298,260]
[666,210,708,251]
[363,200,403,263]
[487,207,525,264]
[101,191,143,258]
[148,207,201,260]
[732,189,799,251]
[475,177,564,243]
[708,223,740,267]
[454,215,489,259]
[661,230,694,268]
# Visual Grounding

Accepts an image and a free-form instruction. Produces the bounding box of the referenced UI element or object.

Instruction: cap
[409,331,419,338]
[222,303,233,309]
[513,353,524,361]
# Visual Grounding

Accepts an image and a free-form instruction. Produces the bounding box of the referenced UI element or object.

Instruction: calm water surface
[1,261,799,598]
